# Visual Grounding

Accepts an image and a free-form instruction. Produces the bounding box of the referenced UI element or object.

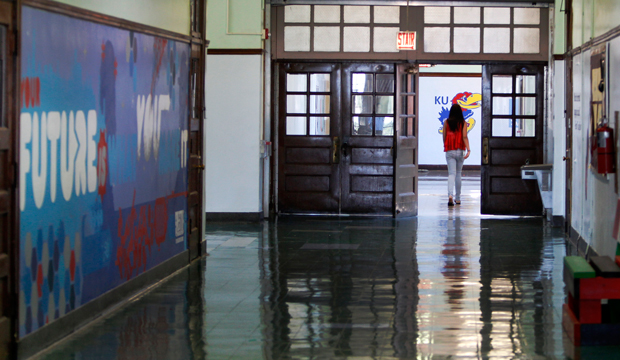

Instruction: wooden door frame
[0,0,18,357]
[564,0,573,233]
[565,57,573,234]
[188,0,207,261]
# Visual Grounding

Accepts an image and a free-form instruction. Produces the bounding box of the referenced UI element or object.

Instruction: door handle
[332,137,340,164]
[341,142,349,157]
[482,137,489,165]
[193,164,205,170]
[563,156,570,161]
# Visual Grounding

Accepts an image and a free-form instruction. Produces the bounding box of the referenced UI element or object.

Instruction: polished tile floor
[35,171,620,359]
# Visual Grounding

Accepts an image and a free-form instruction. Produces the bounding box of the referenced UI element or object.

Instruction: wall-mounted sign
[397,31,416,50]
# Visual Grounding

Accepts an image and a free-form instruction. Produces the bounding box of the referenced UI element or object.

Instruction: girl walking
[442,104,471,206]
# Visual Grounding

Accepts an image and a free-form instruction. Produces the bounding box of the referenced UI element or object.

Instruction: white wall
[418,76,482,166]
[552,60,566,218]
[205,55,262,213]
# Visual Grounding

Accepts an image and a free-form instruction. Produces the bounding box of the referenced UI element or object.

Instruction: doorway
[277,63,398,215]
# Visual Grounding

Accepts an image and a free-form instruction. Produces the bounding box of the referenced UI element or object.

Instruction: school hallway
[28,171,617,359]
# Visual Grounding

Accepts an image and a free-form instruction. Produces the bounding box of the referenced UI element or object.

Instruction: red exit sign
[397,31,416,50]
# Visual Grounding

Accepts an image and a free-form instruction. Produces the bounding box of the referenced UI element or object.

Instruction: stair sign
[397,31,416,50]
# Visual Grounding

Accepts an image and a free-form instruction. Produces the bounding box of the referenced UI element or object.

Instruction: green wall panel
[571,0,620,49]
[54,0,191,35]
[206,0,263,49]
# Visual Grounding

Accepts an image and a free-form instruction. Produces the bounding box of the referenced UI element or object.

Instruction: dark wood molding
[553,54,565,61]
[419,72,481,78]
[568,23,620,58]
[207,49,264,55]
[205,212,264,222]
[22,0,192,43]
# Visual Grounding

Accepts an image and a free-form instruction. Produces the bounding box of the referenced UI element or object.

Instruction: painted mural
[419,76,482,166]
[19,7,189,337]
[436,92,482,135]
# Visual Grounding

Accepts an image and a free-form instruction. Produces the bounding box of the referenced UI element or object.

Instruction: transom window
[491,74,536,137]
[286,73,331,136]
[351,72,395,136]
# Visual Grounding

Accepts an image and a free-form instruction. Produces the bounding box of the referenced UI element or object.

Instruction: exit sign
[397,31,416,50]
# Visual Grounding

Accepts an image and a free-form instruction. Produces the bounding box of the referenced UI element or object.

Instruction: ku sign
[397,31,416,50]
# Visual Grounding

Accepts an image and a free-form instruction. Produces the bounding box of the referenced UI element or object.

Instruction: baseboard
[568,226,599,259]
[18,250,189,359]
[551,215,565,228]
[419,165,481,171]
[205,212,263,222]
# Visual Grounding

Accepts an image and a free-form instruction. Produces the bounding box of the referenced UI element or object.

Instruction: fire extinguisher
[597,122,615,174]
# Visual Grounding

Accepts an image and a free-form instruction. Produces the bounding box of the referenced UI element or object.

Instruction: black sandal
[455,201,461,205]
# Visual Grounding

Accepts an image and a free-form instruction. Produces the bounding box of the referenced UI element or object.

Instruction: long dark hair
[446,104,465,133]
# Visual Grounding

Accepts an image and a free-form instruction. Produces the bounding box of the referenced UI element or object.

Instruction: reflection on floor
[36,171,620,359]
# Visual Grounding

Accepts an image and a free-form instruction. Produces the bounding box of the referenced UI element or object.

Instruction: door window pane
[287,95,307,113]
[376,117,394,136]
[352,73,373,93]
[376,96,394,114]
[516,119,535,137]
[352,116,373,136]
[492,118,512,137]
[310,117,330,135]
[400,118,408,136]
[401,96,409,115]
[353,95,373,114]
[516,75,536,93]
[515,97,536,115]
[310,95,330,114]
[492,97,512,115]
[376,74,394,92]
[286,117,307,135]
[492,75,512,93]
[287,74,307,92]
[310,74,330,92]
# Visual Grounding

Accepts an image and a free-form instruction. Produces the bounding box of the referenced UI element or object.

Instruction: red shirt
[444,122,467,152]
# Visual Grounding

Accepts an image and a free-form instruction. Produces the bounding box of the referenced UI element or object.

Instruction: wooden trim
[207,49,264,55]
[569,23,620,58]
[553,54,565,61]
[0,2,12,26]
[419,72,481,78]
[0,190,7,215]
[22,0,192,43]
[0,129,9,150]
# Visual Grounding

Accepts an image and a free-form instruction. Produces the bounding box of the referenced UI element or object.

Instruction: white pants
[445,150,465,201]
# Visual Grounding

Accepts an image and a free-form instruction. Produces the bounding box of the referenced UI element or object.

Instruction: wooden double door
[277,63,418,216]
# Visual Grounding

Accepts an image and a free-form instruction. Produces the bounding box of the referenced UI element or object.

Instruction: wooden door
[481,64,545,215]
[341,64,395,215]
[277,63,341,214]
[0,2,15,357]
[187,43,205,260]
[394,64,418,218]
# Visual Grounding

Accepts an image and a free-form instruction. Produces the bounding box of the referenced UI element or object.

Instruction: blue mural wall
[19,7,189,337]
